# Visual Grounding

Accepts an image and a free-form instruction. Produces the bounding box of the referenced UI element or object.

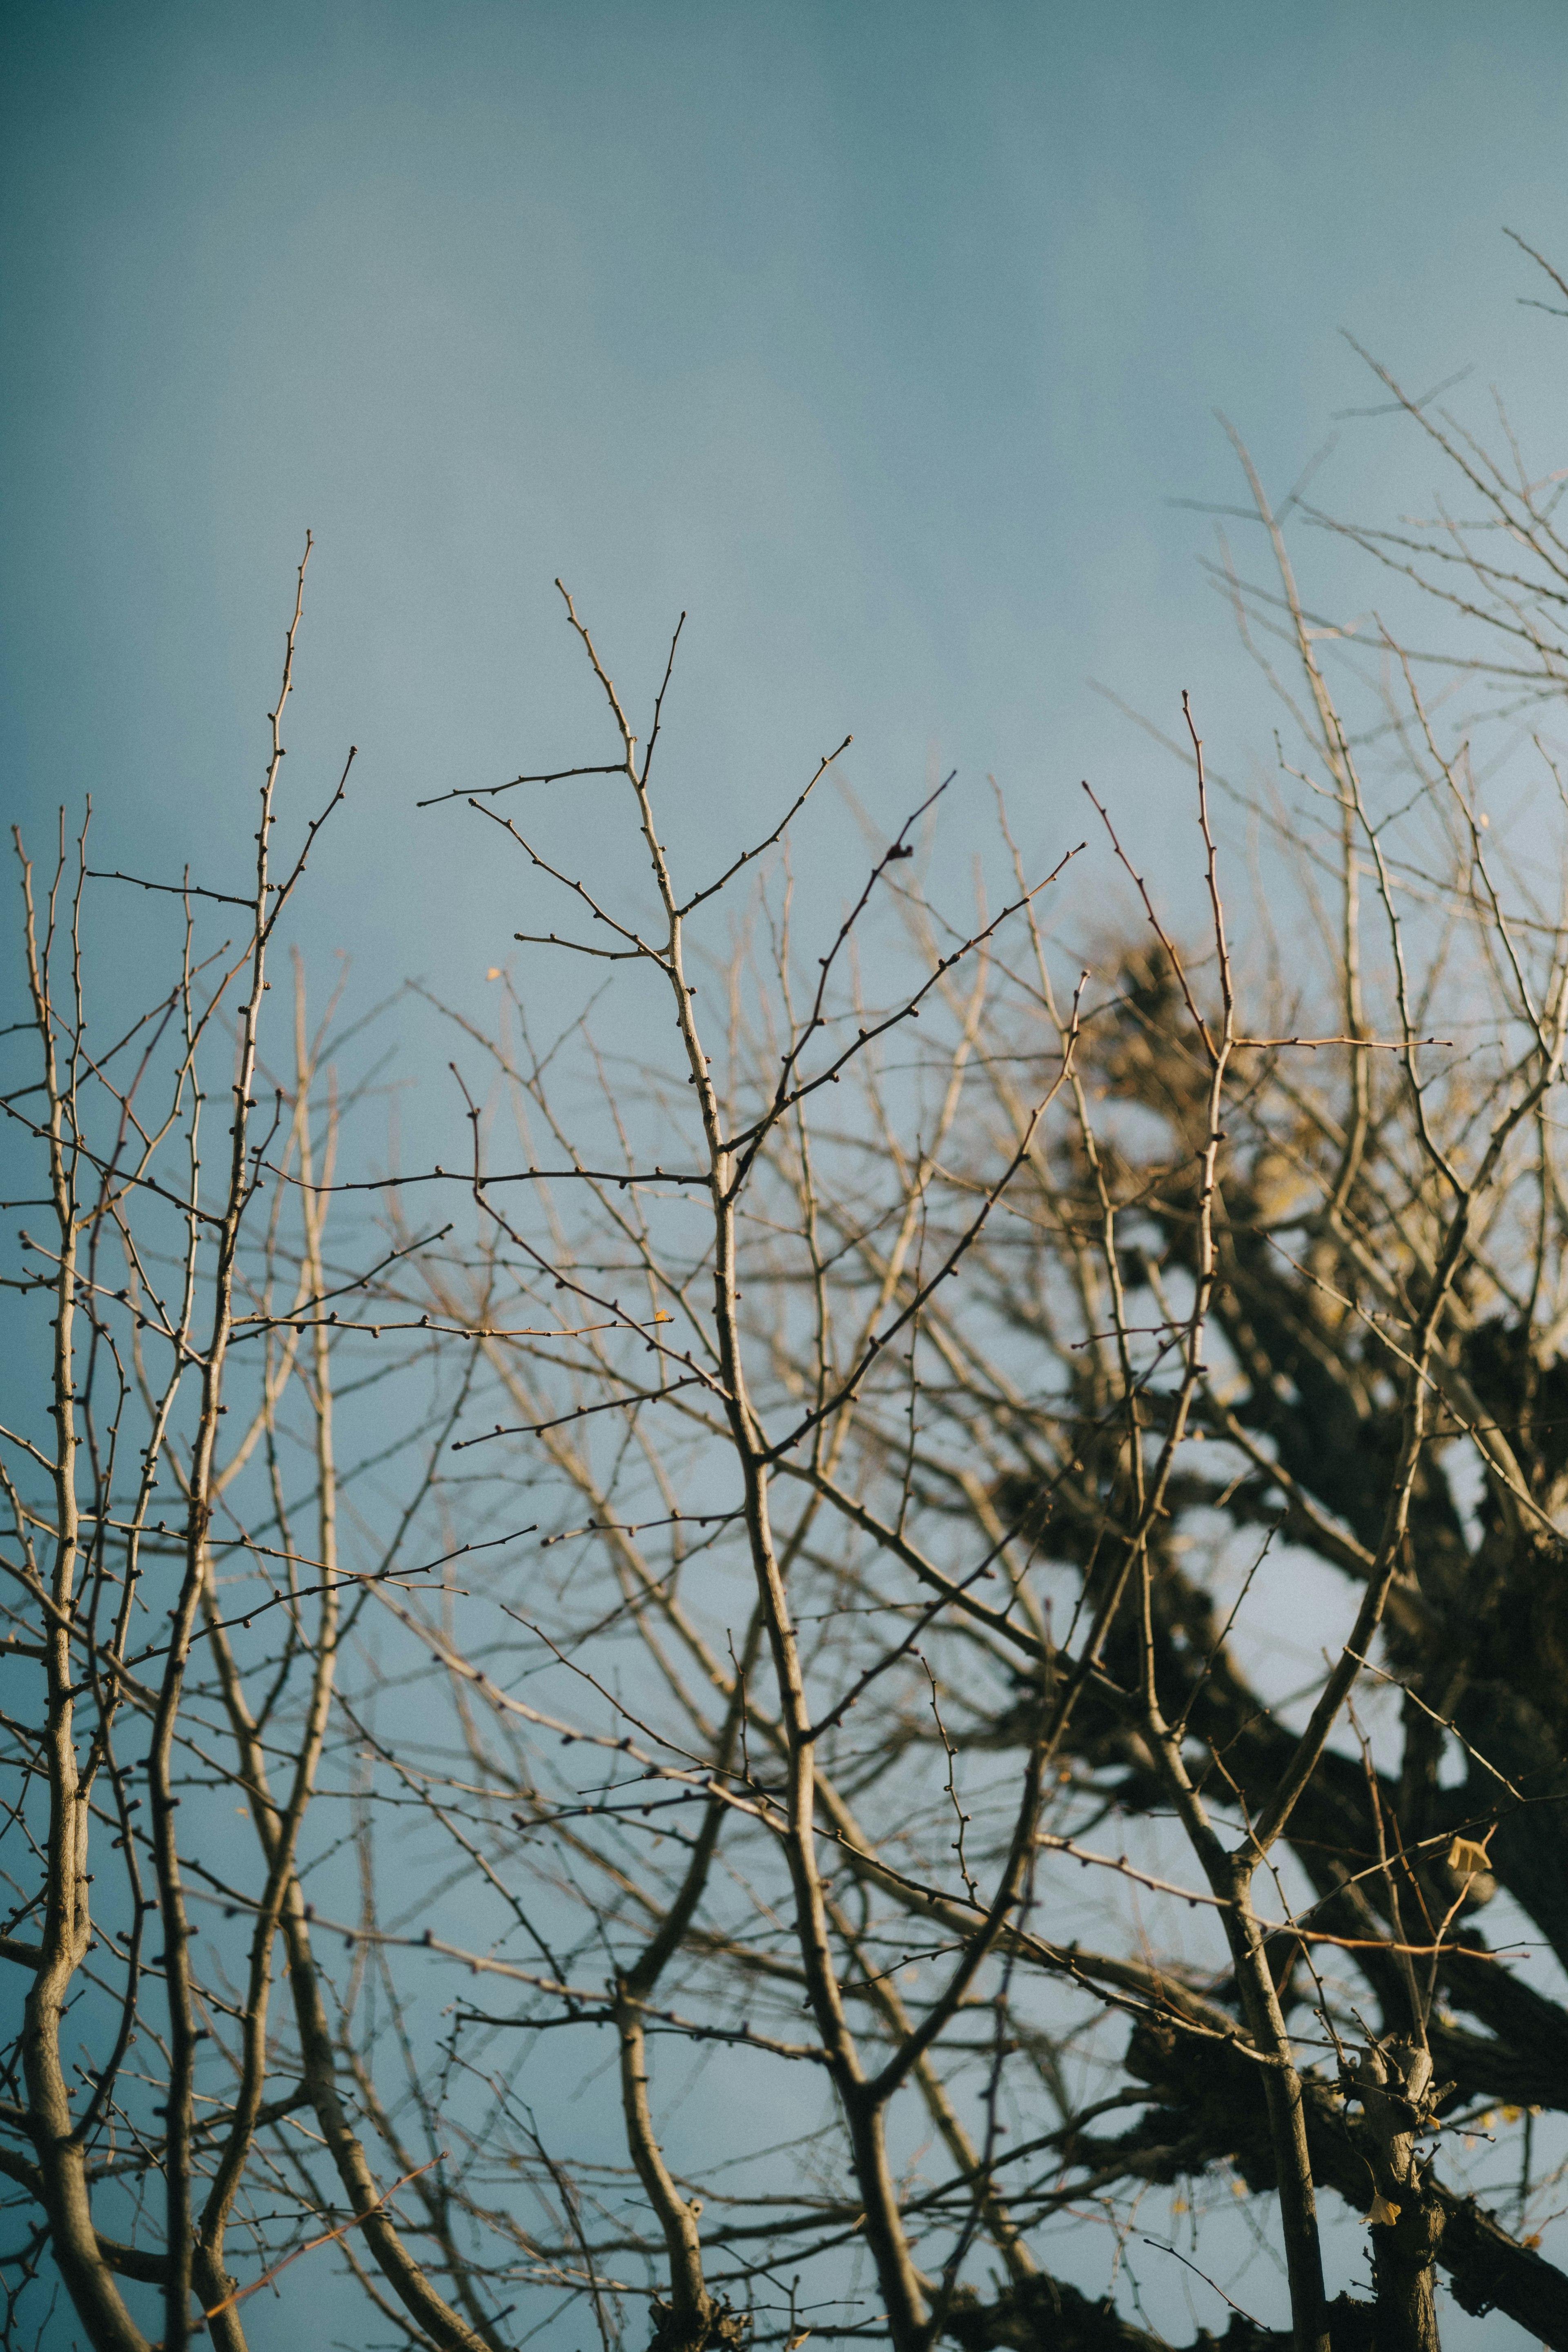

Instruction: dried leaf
[1367,2192,1402,2228]
[1447,1836,1491,1877]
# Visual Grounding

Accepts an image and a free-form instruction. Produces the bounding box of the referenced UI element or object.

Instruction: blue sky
[3,11,1566,2343]
[4,0,1566,1054]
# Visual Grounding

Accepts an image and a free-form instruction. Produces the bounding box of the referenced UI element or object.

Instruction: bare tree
[2,544,513,2352]
[7,241,1568,2352]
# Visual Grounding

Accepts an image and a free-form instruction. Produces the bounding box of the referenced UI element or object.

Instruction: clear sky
[4,0,1567,1052]
[2,12,1566,2344]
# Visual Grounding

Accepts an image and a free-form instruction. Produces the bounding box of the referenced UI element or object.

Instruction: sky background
[3,5,1568,2346]
[5,0,1568,1062]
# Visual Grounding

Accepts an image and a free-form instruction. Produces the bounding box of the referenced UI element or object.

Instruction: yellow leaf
[1447,1836,1491,1877]
[486,967,502,980]
[1367,2193,1402,2228]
